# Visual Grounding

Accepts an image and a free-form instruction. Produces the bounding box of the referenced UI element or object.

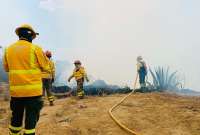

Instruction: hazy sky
[0,0,200,90]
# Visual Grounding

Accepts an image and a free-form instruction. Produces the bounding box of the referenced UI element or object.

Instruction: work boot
[9,131,22,135]
[48,96,54,106]
[78,93,84,99]
[77,90,85,99]
[49,101,54,106]
[79,95,84,99]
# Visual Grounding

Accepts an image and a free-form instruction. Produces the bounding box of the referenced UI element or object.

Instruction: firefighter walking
[68,60,89,99]
[42,50,55,106]
[3,24,50,135]
[137,56,148,91]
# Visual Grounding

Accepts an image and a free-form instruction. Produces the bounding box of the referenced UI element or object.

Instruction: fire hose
[108,73,142,135]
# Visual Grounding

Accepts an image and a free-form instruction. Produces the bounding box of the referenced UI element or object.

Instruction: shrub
[149,67,182,91]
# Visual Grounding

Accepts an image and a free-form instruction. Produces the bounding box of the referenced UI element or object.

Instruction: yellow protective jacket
[3,40,50,97]
[72,67,87,81]
[42,58,55,79]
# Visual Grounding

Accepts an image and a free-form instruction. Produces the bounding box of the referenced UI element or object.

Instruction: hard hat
[137,56,143,61]
[74,60,81,65]
[15,24,39,39]
[45,50,52,58]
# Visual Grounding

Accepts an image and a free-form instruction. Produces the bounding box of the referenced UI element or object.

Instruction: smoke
[54,60,71,86]
[39,0,64,11]
[38,0,200,91]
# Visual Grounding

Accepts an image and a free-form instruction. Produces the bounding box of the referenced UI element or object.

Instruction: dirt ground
[0,92,200,135]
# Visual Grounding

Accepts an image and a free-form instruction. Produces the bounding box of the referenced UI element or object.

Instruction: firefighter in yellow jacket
[3,24,50,135]
[68,60,89,99]
[42,50,55,106]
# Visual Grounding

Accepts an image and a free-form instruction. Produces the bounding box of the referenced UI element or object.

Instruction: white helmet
[137,56,143,62]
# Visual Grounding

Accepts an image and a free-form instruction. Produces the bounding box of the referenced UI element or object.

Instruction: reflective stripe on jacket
[3,40,50,97]
[72,67,86,81]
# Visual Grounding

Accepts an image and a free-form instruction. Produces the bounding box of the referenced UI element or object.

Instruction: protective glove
[68,78,71,82]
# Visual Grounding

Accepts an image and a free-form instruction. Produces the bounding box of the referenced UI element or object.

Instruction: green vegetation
[148,66,183,91]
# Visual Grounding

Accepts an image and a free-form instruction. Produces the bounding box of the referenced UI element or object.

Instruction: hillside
[0,93,200,135]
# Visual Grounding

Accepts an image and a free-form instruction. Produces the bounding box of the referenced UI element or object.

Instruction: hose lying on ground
[108,74,142,135]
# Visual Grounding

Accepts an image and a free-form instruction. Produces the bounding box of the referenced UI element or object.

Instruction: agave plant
[149,67,182,91]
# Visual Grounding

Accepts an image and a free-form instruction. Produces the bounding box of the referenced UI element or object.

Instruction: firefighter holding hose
[137,56,148,91]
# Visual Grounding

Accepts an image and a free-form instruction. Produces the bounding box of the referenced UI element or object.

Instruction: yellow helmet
[15,24,39,39]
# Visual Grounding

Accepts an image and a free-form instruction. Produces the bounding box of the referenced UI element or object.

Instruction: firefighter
[137,56,148,91]
[68,60,89,99]
[3,24,50,135]
[42,50,55,106]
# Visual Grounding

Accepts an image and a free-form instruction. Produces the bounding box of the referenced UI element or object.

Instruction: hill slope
[0,93,200,135]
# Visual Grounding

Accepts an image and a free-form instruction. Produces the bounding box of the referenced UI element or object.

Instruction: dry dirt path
[0,93,200,135]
